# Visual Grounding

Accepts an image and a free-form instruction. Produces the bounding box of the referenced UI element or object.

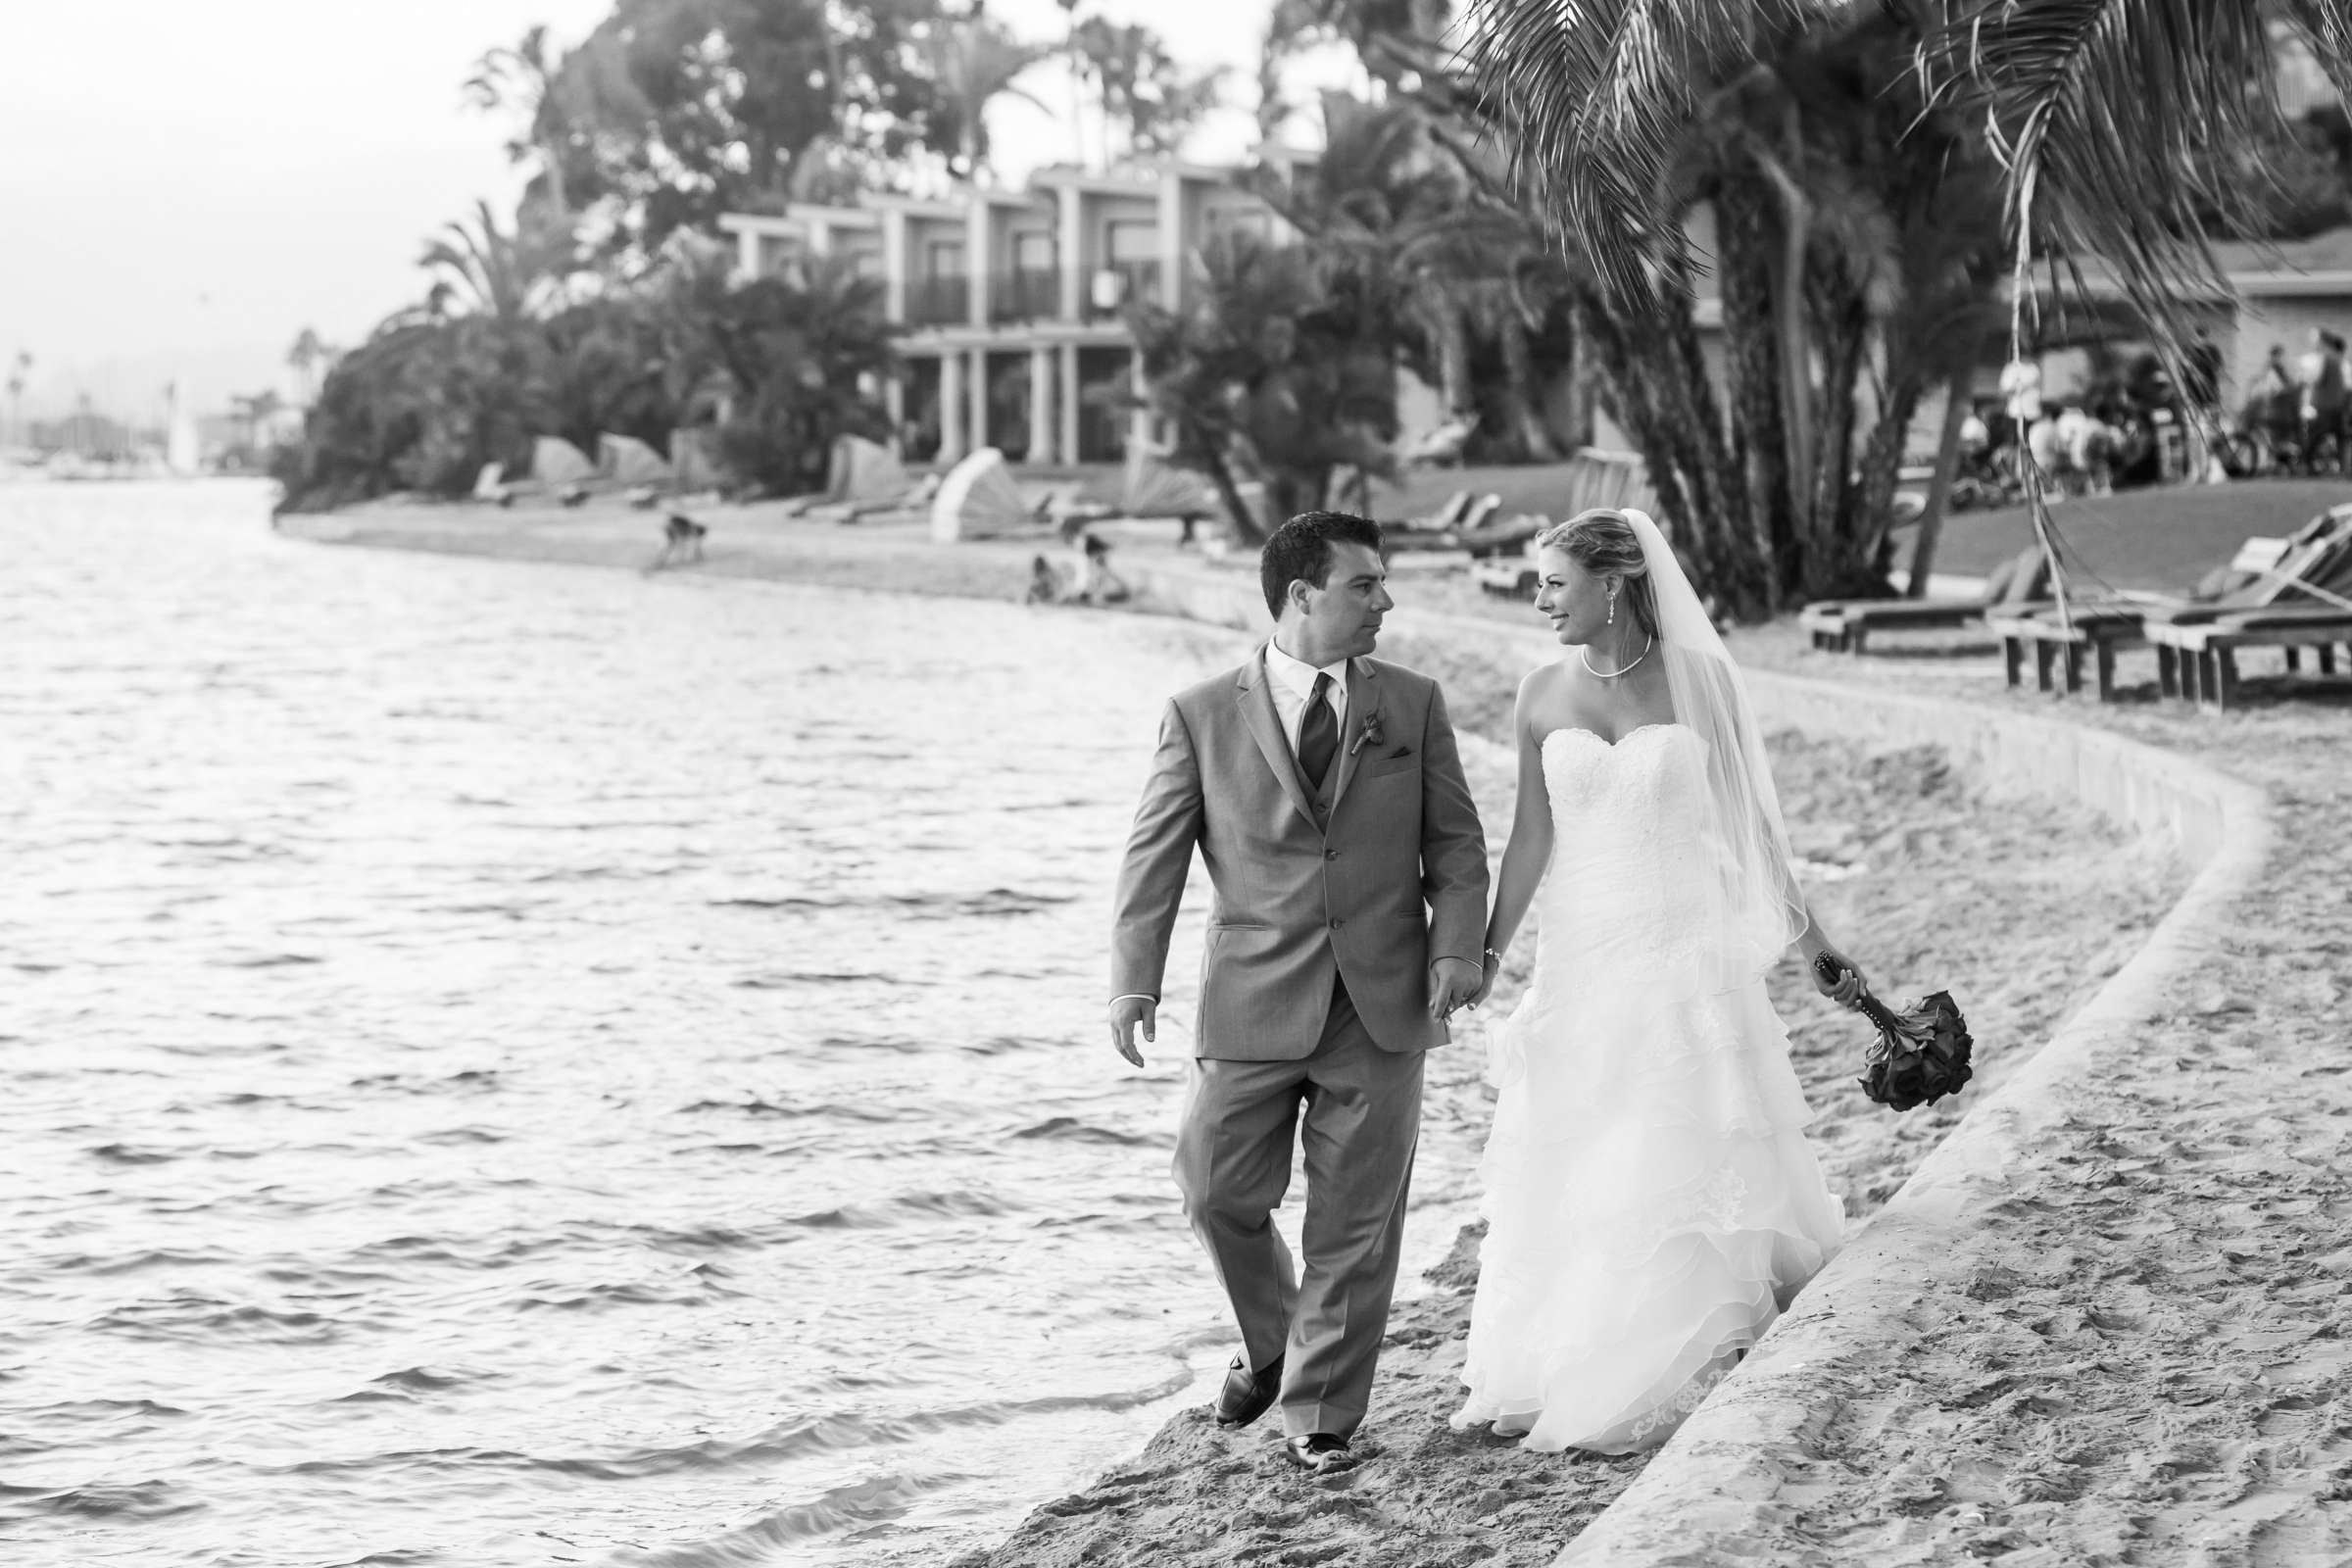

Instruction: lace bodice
[1534,724,1716,988]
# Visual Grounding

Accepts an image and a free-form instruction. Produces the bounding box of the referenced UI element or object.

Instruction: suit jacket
[1110,648,1490,1060]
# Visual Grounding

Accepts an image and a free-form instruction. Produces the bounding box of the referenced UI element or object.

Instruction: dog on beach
[649,513,707,570]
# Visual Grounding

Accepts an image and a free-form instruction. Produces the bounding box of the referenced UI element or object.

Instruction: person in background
[2307,329,2348,455]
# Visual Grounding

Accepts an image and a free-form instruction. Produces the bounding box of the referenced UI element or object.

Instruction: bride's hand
[1808,947,1868,1009]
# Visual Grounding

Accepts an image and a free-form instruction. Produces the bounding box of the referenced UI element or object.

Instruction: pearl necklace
[1581,636,1654,679]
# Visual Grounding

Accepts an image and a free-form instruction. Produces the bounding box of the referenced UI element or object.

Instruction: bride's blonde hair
[1536,510,1659,639]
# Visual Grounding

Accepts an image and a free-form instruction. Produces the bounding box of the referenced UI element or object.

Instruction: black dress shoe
[1285,1433,1355,1474]
[1212,1351,1283,1428]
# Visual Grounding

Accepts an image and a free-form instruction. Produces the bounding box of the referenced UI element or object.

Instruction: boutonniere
[1347,710,1385,758]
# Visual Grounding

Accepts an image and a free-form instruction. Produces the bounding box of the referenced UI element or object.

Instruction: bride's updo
[1537,510,1659,639]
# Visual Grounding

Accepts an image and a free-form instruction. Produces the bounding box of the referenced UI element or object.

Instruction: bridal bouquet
[1813,956,1975,1112]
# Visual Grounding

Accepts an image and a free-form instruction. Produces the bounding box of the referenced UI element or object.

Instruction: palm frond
[1459,0,1820,311]
[1918,0,2299,366]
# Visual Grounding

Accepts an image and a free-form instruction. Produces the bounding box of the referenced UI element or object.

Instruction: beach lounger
[2145,607,2352,710]
[1994,506,2352,699]
[1801,544,2050,654]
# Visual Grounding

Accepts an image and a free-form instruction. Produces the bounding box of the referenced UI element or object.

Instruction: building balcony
[1084,261,1163,320]
[989,267,1063,323]
[906,273,972,327]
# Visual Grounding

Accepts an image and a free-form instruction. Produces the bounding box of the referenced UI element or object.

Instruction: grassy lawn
[1889,477,2352,593]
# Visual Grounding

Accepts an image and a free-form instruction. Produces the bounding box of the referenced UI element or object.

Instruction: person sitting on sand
[1076,532,1131,605]
[1023,554,1066,606]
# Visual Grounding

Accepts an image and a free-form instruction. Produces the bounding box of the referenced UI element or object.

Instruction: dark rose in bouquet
[1812,956,1975,1113]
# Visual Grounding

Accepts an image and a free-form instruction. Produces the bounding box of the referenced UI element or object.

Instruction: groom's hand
[1108,996,1156,1067]
[1428,957,1483,1022]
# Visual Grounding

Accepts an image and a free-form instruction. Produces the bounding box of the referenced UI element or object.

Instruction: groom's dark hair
[1260,511,1386,618]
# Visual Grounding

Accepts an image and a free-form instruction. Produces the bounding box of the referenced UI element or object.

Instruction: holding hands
[1428,956,1483,1023]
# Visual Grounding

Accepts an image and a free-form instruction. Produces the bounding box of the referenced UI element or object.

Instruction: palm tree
[1464,0,2352,606]
[418,199,570,321]
[916,8,1056,178]
[464,24,571,214]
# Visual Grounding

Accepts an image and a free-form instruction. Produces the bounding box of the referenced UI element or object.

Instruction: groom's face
[1288,541,1392,663]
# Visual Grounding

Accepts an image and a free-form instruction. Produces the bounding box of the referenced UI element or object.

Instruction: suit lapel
[1237,653,1320,831]
[1326,658,1379,815]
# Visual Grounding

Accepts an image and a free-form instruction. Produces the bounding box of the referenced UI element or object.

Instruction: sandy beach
[278,495,2352,1566]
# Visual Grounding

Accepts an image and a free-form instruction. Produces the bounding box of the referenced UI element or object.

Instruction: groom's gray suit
[1111,648,1488,1439]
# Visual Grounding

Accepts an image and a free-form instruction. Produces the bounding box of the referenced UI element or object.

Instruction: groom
[1107,512,1489,1474]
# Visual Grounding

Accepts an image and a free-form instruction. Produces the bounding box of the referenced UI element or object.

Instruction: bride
[1451,508,1862,1454]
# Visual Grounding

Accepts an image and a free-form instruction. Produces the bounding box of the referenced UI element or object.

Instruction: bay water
[0,482,1500,1565]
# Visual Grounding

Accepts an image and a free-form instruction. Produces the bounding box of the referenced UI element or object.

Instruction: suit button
[1329,918,1344,929]
[1324,850,1338,859]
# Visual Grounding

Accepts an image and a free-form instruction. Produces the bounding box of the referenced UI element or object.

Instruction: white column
[968,349,992,456]
[881,211,907,323]
[1059,342,1081,464]
[1057,185,1084,320]
[885,370,906,452]
[1157,172,1185,312]
[1028,345,1054,466]
[966,199,992,326]
[940,350,967,463]
[734,225,761,282]
[1128,347,1152,455]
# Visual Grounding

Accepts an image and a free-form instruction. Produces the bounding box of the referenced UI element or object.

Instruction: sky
[0,0,1353,420]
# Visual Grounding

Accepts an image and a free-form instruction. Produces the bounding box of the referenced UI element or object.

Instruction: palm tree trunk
[1714,177,1793,589]
[1908,368,1972,598]
[1497,309,1558,461]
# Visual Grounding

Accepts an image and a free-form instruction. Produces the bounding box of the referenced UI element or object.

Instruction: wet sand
[284,497,2351,1566]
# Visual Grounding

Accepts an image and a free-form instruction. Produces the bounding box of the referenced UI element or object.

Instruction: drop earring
[1606,584,1617,626]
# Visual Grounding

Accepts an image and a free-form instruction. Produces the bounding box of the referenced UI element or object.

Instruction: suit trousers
[1171,980,1423,1440]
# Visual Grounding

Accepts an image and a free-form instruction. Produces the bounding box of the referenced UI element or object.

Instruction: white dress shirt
[1262,639,1349,758]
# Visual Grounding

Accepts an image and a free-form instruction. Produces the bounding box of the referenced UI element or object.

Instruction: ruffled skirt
[1450,950,1845,1453]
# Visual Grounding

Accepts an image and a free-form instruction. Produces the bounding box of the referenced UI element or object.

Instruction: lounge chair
[2147,607,2352,710]
[1401,414,1479,468]
[1993,505,2352,700]
[1800,544,2052,654]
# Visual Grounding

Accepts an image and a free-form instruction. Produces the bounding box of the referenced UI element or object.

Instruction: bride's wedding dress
[1452,722,1845,1453]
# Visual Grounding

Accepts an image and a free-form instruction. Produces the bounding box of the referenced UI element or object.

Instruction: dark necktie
[1298,672,1339,791]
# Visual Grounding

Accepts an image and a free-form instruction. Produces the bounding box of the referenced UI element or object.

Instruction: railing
[906,272,971,327]
[989,267,1062,323]
[1084,260,1162,319]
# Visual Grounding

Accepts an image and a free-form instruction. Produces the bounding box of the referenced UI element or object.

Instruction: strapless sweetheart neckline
[1541,722,1686,751]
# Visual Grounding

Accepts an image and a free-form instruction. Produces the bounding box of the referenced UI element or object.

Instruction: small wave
[21,1478,201,1519]
[791,1190,1011,1230]
[1013,1116,1152,1147]
[87,1143,178,1165]
[516,1276,729,1312]
[732,970,898,988]
[607,1471,959,1562]
[216,952,324,967]
[90,1296,343,1346]
[330,1366,489,1403]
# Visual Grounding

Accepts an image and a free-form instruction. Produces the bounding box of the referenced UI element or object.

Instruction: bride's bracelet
[1483,946,1503,971]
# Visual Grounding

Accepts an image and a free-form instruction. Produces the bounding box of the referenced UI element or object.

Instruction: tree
[1068,17,1222,165]
[702,256,898,493]
[1129,232,1404,543]
[464,23,575,214]
[286,327,341,408]
[914,6,1055,177]
[534,0,944,255]
[1466,0,2352,609]
[418,199,574,321]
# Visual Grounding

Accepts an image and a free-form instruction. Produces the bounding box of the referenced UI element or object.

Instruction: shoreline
[279,497,2352,1566]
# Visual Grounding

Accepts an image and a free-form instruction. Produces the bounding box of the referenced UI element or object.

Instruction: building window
[1093,221,1160,318]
